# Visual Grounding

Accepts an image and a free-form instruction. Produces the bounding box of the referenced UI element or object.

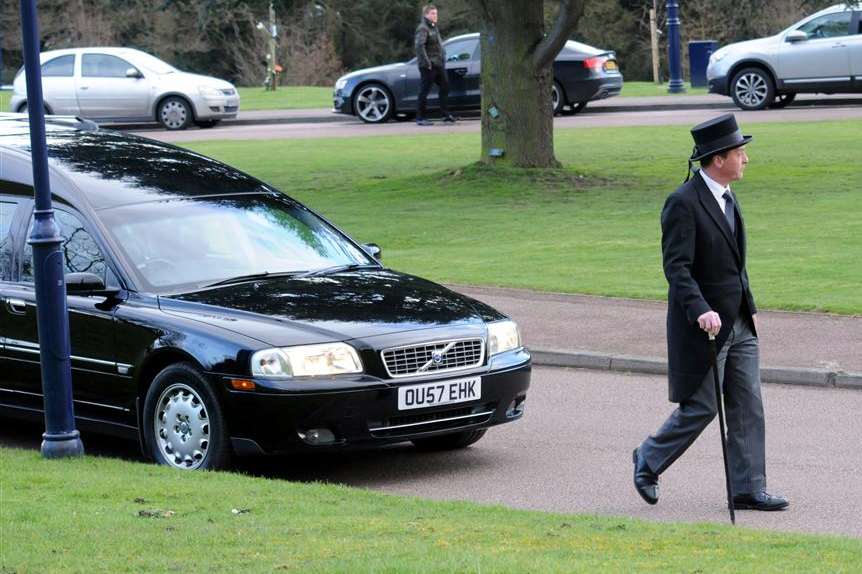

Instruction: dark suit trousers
[417,65,449,119]
[640,315,766,495]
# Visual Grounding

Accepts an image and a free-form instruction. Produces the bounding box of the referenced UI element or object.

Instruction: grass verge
[620,81,709,97]
[2,447,861,573]
[185,120,862,315]
[237,86,331,110]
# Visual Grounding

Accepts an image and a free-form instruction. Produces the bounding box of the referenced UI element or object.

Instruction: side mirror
[126,67,143,79]
[66,272,120,296]
[785,30,808,43]
[363,243,382,260]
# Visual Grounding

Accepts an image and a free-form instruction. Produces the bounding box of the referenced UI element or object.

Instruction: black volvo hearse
[0,115,530,470]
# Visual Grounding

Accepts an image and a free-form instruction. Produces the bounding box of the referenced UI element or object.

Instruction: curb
[530,348,862,390]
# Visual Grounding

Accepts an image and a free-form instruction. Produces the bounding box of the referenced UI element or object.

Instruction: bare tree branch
[532,0,586,70]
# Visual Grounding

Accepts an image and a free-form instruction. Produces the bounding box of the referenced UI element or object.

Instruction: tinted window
[0,200,18,281]
[797,12,851,39]
[41,55,75,77]
[22,210,107,282]
[82,54,139,78]
[445,38,479,62]
[99,196,374,291]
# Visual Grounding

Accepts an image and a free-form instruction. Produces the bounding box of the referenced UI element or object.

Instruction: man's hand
[697,310,722,337]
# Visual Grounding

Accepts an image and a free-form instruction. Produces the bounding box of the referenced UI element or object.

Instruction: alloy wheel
[734,73,768,109]
[153,383,211,469]
[355,86,391,123]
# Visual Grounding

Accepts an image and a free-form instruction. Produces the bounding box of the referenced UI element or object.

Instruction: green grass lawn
[620,81,709,97]
[0,89,11,112]
[2,447,860,573]
[237,86,331,110]
[185,120,861,315]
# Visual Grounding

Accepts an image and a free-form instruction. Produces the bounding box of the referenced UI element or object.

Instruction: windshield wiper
[299,263,381,278]
[203,271,303,288]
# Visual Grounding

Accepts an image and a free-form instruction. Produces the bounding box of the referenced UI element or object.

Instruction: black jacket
[415,18,445,69]
[662,171,757,402]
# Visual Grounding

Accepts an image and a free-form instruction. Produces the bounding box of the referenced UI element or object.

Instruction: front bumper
[222,349,531,455]
[191,93,240,120]
[332,88,353,115]
[707,73,729,96]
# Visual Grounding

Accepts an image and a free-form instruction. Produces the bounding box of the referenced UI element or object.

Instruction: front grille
[381,338,484,378]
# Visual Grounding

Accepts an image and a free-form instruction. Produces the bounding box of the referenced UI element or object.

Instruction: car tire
[561,101,587,116]
[157,96,193,130]
[769,92,796,109]
[730,67,775,111]
[194,119,221,129]
[142,363,230,471]
[353,83,395,124]
[551,81,565,116]
[411,429,487,451]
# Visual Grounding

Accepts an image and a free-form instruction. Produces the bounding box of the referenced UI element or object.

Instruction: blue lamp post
[666,0,686,93]
[19,0,84,458]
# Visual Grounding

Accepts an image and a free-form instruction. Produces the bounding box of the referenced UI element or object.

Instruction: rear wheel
[769,92,796,109]
[412,429,487,451]
[730,67,774,111]
[143,363,230,470]
[551,81,564,116]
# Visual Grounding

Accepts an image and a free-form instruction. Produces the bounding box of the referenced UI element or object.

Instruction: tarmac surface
[5,366,860,538]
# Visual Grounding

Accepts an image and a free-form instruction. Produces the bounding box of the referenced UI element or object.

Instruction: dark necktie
[722,191,735,235]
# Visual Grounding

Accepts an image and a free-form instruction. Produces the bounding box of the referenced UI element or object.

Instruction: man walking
[415,4,455,126]
[633,114,788,512]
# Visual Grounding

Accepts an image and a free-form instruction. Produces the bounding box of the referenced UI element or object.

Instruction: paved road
[133,103,862,143]
[4,366,860,538]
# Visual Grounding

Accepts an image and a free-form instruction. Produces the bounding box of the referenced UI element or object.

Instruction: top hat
[689,113,752,161]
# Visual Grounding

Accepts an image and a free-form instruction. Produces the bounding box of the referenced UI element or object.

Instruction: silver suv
[707,3,862,110]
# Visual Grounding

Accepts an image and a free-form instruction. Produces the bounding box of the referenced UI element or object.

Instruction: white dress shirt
[698,169,731,213]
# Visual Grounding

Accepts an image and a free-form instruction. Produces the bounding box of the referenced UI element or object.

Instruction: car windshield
[99,195,376,292]
[129,51,178,74]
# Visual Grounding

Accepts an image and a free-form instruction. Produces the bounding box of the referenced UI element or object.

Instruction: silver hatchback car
[10,47,240,129]
[707,3,862,110]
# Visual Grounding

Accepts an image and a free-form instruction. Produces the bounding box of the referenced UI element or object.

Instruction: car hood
[155,71,235,90]
[159,269,499,346]
[340,62,408,82]
[714,34,782,59]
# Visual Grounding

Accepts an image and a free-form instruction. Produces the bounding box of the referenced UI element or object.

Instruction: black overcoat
[662,171,757,402]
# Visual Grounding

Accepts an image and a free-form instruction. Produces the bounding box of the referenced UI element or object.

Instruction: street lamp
[666,0,686,93]
[19,0,84,458]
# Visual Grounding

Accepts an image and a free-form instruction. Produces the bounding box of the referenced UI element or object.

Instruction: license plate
[397,377,481,411]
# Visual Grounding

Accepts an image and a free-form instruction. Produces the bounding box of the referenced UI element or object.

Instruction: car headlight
[251,343,363,378]
[487,320,521,356]
[198,85,223,97]
[334,78,347,90]
[709,50,728,65]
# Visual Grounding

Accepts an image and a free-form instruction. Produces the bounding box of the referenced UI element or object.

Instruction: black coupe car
[333,33,623,123]
[0,115,531,470]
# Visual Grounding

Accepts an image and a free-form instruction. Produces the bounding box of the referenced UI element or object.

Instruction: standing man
[632,114,788,512]
[415,4,456,126]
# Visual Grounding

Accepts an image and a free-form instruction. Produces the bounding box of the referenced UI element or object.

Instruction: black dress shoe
[733,490,789,511]
[442,114,457,123]
[633,448,659,505]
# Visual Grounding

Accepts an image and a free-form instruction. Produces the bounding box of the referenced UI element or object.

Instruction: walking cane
[709,333,736,525]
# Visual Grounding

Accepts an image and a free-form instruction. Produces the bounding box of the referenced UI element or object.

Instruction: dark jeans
[417,65,449,119]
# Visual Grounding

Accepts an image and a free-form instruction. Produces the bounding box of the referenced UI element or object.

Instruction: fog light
[506,396,526,418]
[298,428,337,446]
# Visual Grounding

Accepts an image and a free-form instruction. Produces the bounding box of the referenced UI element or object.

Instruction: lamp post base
[668,79,686,94]
[41,430,85,459]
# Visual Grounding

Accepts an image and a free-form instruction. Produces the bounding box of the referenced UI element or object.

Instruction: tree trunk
[478,1,558,168]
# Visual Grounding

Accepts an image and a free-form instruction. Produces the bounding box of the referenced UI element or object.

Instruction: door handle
[831,43,846,48]
[451,67,468,76]
[79,85,89,90]
[5,298,27,315]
